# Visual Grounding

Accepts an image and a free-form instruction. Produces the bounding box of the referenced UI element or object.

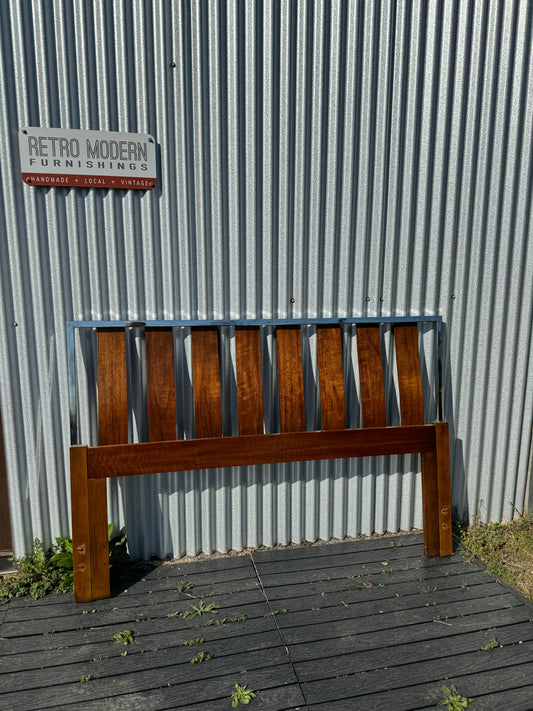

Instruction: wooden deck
[1,533,532,710]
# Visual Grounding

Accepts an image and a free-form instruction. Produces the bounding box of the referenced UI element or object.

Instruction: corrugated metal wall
[0,0,532,558]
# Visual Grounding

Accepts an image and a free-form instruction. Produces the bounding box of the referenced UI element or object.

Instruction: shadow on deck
[1,532,532,710]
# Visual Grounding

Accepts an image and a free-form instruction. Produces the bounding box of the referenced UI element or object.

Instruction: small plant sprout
[190,651,211,664]
[182,601,219,619]
[184,637,204,646]
[80,674,92,683]
[231,615,247,623]
[482,637,499,650]
[231,683,256,707]
[438,685,473,709]
[113,630,134,645]
[176,580,192,593]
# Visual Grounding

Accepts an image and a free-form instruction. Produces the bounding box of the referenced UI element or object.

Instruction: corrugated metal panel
[0,0,532,559]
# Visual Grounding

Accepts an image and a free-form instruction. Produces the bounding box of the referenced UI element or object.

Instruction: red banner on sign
[21,173,156,190]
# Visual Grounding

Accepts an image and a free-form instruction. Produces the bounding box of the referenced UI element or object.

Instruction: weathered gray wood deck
[1,532,532,710]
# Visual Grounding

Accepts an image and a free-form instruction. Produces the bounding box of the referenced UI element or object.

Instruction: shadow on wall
[0,411,13,553]
[440,321,467,525]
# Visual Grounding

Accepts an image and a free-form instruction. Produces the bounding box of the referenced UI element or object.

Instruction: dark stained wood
[72,320,455,601]
[435,422,453,556]
[145,329,177,442]
[395,324,425,425]
[421,446,440,558]
[97,329,128,446]
[356,325,386,427]
[87,477,110,600]
[191,328,222,438]
[87,426,436,478]
[317,326,345,430]
[70,445,91,603]
[235,327,264,435]
[276,326,306,432]
[0,411,12,551]
[93,330,126,601]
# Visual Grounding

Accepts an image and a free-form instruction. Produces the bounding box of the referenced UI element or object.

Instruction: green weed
[481,637,499,650]
[0,539,72,601]
[459,515,533,602]
[231,683,256,707]
[0,526,129,603]
[438,685,473,709]
[182,601,219,619]
[190,651,211,664]
[176,580,192,593]
[113,630,134,645]
[184,637,204,646]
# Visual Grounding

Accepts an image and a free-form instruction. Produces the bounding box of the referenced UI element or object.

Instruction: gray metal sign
[19,127,157,190]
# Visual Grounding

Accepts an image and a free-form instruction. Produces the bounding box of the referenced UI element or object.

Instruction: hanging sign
[19,127,157,190]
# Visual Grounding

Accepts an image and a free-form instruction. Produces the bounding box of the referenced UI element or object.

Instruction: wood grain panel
[191,328,222,438]
[71,446,91,602]
[435,422,453,556]
[276,326,306,432]
[87,478,110,600]
[235,327,263,435]
[317,326,345,430]
[146,329,177,442]
[395,325,425,425]
[356,326,386,427]
[97,330,128,446]
[421,447,440,557]
[88,425,436,477]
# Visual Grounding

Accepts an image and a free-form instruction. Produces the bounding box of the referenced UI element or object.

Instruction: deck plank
[1,533,532,710]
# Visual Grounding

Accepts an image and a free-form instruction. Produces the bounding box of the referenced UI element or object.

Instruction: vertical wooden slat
[317,326,345,430]
[276,326,306,432]
[191,328,222,438]
[71,445,91,603]
[146,329,177,441]
[235,327,263,435]
[93,328,127,601]
[97,330,128,446]
[395,325,425,425]
[435,422,453,556]
[356,326,386,427]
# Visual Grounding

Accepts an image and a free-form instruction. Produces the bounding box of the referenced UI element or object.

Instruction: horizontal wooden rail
[83,425,436,479]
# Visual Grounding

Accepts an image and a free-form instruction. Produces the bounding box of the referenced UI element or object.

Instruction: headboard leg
[71,446,110,602]
[421,423,453,557]
[435,422,453,556]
